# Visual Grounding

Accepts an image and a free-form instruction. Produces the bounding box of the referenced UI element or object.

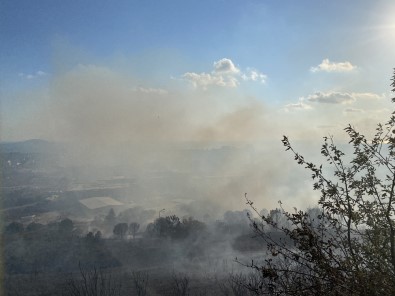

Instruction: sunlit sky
[1,0,395,142]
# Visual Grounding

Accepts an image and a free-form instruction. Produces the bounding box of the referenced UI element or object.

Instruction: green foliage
[243,70,395,295]
[146,215,206,239]
[113,223,128,239]
[391,68,395,102]
[5,228,120,274]
[86,231,102,243]
[129,222,140,239]
[181,216,206,236]
[94,230,102,240]
[26,222,44,232]
[148,215,181,238]
[59,218,74,234]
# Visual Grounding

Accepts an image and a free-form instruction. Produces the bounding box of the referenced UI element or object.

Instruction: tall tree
[113,223,128,239]
[105,208,116,226]
[129,222,140,239]
[242,69,395,295]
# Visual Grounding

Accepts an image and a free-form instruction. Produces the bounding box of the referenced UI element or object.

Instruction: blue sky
[2,0,395,209]
[1,0,395,141]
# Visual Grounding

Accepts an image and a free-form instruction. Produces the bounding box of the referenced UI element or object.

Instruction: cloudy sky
[2,0,395,209]
[1,0,395,143]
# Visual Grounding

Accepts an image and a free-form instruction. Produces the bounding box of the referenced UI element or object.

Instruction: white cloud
[18,70,48,80]
[310,59,356,73]
[213,58,240,74]
[182,72,239,89]
[284,101,312,112]
[36,70,46,76]
[182,58,266,89]
[242,68,267,83]
[351,92,384,100]
[306,92,355,104]
[304,91,383,104]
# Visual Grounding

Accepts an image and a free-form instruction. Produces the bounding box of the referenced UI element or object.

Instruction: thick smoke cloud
[12,60,376,212]
[10,59,389,214]
[48,65,269,145]
[19,63,308,211]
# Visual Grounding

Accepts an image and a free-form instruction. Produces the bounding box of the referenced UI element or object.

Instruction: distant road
[0,201,39,212]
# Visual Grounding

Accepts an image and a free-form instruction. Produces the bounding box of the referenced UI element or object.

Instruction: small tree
[132,271,149,296]
[26,222,44,232]
[94,230,102,241]
[242,69,395,295]
[146,215,206,239]
[113,223,128,239]
[59,218,74,234]
[105,208,116,226]
[65,263,121,296]
[181,217,206,238]
[171,272,190,296]
[129,222,140,239]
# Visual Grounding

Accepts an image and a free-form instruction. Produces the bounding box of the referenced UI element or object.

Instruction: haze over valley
[2,0,395,295]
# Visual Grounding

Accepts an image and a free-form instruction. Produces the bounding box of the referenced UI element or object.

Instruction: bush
[242,69,395,295]
[64,263,122,296]
[146,215,206,239]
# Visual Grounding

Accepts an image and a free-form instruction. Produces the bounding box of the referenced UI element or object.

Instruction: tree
[59,218,74,234]
[113,223,128,239]
[146,215,206,239]
[105,208,116,226]
[171,272,191,296]
[94,230,102,241]
[86,231,94,241]
[26,222,44,232]
[149,215,181,238]
[181,217,206,236]
[132,271,149,296]
[242,69,395,295]
[223,210,252,234]
[129,222,140,239]
[65,263,121,296]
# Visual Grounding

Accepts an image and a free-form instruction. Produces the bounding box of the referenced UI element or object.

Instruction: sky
[1,1,395,210]
[2,0,395,142]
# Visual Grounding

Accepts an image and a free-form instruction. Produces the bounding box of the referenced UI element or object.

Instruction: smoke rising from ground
[46,64,270,149]
[8,59,385,211]
[14,62,307,211]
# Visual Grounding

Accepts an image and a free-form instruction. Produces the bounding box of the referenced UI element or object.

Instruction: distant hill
[0,139,58,154]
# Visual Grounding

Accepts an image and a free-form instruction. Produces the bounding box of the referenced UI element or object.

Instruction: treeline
[3,204,321,276]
